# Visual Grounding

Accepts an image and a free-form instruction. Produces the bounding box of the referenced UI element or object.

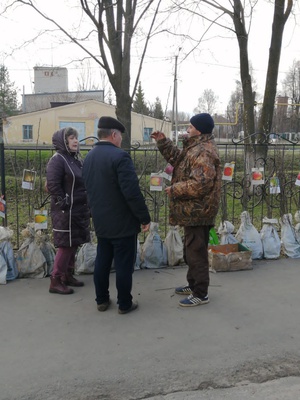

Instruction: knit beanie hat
[190,113,214,134]
[98,116,125,133]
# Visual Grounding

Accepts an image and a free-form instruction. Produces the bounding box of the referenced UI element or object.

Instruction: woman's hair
[64,127,80,157]
[64,127,79,139]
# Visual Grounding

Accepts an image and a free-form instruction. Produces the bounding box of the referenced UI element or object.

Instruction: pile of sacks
[16,223,56,278]
[75,222,185,274]
[6,210,300,282]
[217,210,300,260]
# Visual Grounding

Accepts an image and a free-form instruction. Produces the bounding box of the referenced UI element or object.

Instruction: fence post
[0,136,7,227]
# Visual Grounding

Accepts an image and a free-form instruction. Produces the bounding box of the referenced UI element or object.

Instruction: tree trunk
[232,1,257,207]
[231,1,255,143]
[257,0,293,160]
[115,93,133,150]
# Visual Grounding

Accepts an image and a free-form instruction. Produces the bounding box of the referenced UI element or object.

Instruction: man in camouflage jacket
[151,113,221,307]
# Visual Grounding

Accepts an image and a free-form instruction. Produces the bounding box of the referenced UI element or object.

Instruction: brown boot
[62,270,84,287]
[49,276,74,295]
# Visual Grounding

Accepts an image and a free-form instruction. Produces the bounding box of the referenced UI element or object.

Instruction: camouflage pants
[184,225,212,298]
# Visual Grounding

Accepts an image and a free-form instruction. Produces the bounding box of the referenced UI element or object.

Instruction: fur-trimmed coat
[157,134,222,227]
[46,129,90,247]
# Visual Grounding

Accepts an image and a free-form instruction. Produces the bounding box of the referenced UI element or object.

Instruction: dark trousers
[94,235,137,310]
[184,225,212,298]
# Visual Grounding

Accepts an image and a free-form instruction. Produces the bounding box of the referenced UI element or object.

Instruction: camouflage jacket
[157,134,222,227]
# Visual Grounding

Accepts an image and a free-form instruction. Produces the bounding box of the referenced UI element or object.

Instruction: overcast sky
[1,1,300,116]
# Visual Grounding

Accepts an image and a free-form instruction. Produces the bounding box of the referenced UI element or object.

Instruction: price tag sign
[22,169,36,190]
[150,173,163,191]
[251,167,264,185]
[0,197,6,219]
[34,209,48,230]
[222,162,235,181]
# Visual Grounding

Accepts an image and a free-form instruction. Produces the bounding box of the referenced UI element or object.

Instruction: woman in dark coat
[46,127,90,294]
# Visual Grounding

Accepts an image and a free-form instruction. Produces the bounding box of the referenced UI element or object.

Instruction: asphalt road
[1,257,300,400]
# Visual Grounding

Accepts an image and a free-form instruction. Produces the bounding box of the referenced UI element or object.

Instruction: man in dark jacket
[82,116,151,314]
[151,113,222,307]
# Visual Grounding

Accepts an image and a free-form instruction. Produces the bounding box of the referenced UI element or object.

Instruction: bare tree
[3,0,164,148]
[194,88,218,115]
[276,59,300,134]
[174,0,293,158]
[282,59,300,115]
[257,1,293,151]
[166,110,190,122]
[227,80,243,137]
[76,59,102,91]
[227,67,259,138]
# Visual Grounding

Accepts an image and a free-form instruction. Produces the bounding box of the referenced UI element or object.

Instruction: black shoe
[97,299,111,312]
[118,301,138,315]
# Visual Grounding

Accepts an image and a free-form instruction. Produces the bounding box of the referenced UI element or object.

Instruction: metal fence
[1,138,300,249]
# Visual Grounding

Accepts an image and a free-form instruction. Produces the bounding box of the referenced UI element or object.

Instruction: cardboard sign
[251,167,264,185]
[34,209,48,230]
[150,174,163,191]
[22,169,36,190]
[0,197,6,219]
[270,176,280,194]
[222,162,235,181]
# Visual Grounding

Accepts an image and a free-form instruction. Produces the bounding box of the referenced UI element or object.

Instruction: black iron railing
[1,137,300,249]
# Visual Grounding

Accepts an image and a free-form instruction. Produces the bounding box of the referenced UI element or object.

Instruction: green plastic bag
[209,227,219,245]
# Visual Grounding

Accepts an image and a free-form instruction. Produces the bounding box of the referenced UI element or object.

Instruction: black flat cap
[98,116,125,133]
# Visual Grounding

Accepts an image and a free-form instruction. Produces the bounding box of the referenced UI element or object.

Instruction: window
[143,127,153,142]
[59,122,86,142]
[23,125,33,141]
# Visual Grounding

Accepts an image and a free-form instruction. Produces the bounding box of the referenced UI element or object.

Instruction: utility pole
[171,48,181,144]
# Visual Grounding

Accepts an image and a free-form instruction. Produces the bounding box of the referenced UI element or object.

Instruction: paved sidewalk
[1,257,300,400]
[147,376,300,399]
